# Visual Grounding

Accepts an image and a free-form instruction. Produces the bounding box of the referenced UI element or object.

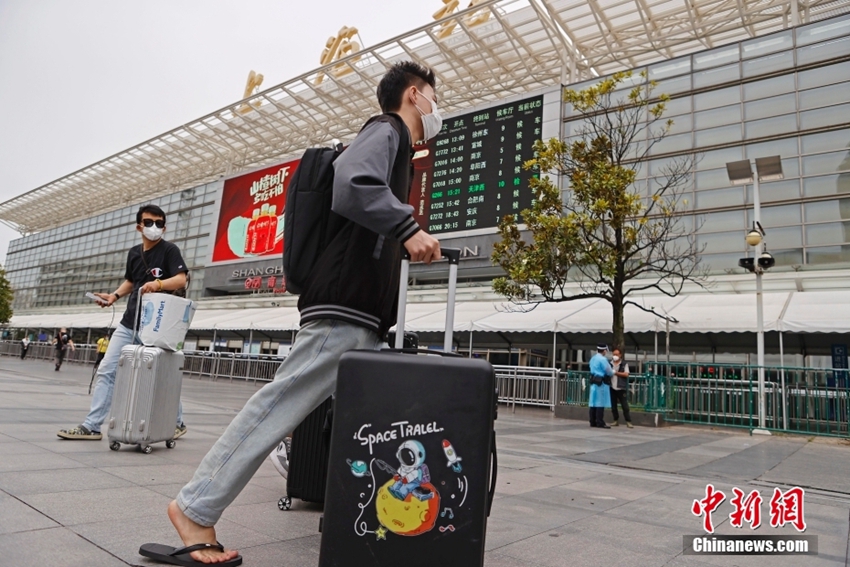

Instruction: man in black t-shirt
[53,328,74,371]
[58,204,190,441]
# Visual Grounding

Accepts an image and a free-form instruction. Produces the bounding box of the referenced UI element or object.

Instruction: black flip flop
[139,542,243,567]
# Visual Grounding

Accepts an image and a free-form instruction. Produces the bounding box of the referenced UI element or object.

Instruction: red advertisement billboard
[211,159,300,263]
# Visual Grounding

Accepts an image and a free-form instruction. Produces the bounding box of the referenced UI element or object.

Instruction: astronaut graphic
[389,440,434,501]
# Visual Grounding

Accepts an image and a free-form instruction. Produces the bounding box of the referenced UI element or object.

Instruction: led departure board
[410,95,544,235]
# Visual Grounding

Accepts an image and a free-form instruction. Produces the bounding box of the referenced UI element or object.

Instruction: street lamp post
[726,156,783,433]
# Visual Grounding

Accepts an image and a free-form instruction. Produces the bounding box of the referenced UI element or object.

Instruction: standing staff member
[588,344,613,428]
[58,204,189,441]
[94,334,110,369]
[20,336,29,359]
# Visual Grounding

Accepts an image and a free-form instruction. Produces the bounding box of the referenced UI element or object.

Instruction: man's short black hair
[377,61,436,113]
[136,204,166,225]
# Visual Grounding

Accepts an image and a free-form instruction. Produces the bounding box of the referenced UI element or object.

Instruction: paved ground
[1,356,849,567]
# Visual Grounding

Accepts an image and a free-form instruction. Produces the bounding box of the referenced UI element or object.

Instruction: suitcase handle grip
[397,248,460,351]
[379,347,462,358]
[487,430,498,517]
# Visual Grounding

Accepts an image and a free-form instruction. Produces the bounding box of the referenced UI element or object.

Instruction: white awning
[8,289,850,335]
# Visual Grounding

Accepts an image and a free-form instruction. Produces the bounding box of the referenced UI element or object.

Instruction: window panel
[807,245,850,264]
[803,174,850,197]
[695,187,744,209]
[796,14,850,47]
[749,179,800,202]
[797,62,850,89]
[697,146,744,171]
[745,114,797,140]
[694,86,740,111]
[766,226,803,249]
[803,151,850,176]
[700,210,745,232]
[649,58,691,79]
[694,104,741,129]
[797,35,850,66]
[695,123,742,147]
[755,204,801,227]
[800,103,850,130]
[696,168,732,191]
[698,230,745,253]
[743,93,796,121]
[655,74,692,95]
[804,199,850,222]
[802,129,850,155]
[661,96,692,116]
[799,82,849,110]
[743,32,794,58]
[742,50,794,78]
[806,222,850,246]
[694,63,740,88]
[650,132,692,155]
[693,44,740,70]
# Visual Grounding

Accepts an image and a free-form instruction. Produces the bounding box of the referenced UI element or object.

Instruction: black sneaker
[57,425,102,440]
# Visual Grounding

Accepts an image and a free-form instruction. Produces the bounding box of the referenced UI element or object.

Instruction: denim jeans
[83,323,184,432]
[176,319,381,527]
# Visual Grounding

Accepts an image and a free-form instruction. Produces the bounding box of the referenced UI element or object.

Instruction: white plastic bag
[139,293,196,351]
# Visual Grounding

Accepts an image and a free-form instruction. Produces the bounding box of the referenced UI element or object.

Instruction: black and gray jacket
[298,113,419,335]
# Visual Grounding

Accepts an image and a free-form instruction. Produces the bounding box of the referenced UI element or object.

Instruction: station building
[2,0,850,367]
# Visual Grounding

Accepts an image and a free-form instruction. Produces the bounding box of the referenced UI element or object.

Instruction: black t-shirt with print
[120,240,189,330]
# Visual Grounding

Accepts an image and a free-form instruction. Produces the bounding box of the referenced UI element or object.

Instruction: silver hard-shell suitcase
[107,345,184,453]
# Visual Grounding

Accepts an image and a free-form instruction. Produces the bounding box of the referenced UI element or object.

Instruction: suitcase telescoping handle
[395,247,461,351]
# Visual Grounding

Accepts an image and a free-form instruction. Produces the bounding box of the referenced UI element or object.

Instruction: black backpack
[282,114,406,295]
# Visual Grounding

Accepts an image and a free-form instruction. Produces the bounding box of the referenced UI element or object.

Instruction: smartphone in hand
[85,292,107,306]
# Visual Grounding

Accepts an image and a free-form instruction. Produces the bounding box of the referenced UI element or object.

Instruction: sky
[0,0,440,264]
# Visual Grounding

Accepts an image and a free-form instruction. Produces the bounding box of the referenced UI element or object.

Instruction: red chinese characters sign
[211,159,300,263]
[692,485,807,533]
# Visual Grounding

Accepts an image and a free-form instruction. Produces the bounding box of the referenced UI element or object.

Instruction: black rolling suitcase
[278,396,334,510]
[319,249,498,567]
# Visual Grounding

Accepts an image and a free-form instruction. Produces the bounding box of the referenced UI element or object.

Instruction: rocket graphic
[442,439,462,473]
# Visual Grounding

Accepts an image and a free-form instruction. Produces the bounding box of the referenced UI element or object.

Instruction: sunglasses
[141,219,166,228]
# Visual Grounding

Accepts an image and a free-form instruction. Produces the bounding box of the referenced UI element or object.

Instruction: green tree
[492,71,705,351]
[0,265,12,324]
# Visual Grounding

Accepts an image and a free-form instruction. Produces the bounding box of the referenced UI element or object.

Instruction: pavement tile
[0,492,59,535]
[0,450,89,473]
[760,443,850,493]
[0,467,133,495]
[98,463,199,486]
[0,526,127,567]
[682,439,806,481]
[19,485,173,526]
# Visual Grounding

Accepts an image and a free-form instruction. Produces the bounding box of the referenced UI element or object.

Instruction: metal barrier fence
[555,362,850,437]
[182,351,282,383]
[0,340,100,366]
[492,365,559,411]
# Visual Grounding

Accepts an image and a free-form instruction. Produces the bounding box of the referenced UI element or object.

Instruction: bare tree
[492,71,705,350]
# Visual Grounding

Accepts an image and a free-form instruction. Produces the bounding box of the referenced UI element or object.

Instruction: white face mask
[414,91,442,142]
[613,355,620,362]
[142,226,164,241]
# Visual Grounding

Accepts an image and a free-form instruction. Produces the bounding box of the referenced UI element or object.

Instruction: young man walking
[53,328,75,371]
[57,204,189,441]
[145,61,441,567]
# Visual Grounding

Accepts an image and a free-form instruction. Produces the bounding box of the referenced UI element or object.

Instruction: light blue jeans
[176,319,381,527]
[83,323,184,432]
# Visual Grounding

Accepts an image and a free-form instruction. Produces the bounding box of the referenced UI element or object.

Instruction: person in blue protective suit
[589,343,613,428]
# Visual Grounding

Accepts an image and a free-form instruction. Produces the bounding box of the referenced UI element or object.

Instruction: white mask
[414,91,442,142]
[613,355,620,362]
[143,226,164,241]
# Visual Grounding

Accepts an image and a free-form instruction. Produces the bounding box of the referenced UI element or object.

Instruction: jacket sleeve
[331,121,421,243]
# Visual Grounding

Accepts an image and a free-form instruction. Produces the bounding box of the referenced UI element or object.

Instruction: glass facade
[6,183,219,310]
[562,14,850,272]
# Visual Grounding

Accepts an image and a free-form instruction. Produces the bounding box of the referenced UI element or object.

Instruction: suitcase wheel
[278,497,292,511]
[139,445,153,454]
[166,440,176,449]
[109,442,120,451]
